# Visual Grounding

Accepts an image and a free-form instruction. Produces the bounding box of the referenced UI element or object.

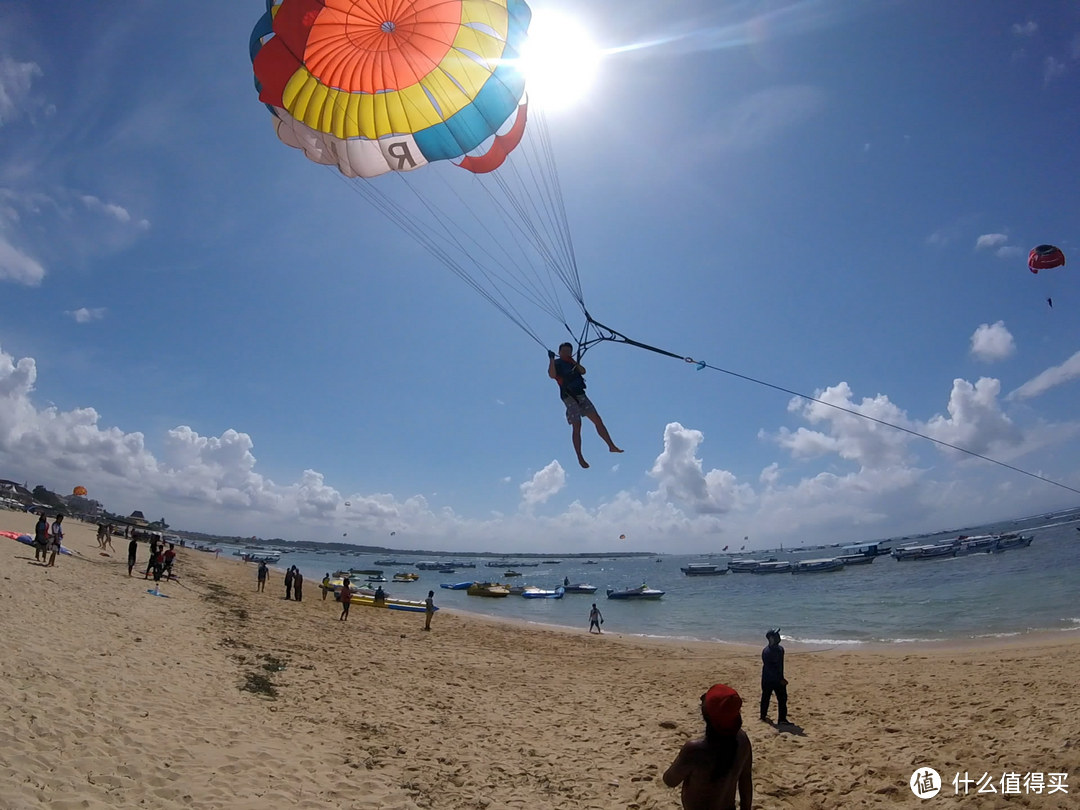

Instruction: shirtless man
[547,343,622,469]
[663,684,753,810]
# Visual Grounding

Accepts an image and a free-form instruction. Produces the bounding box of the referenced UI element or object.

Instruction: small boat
[680,563,728,576]
[347,593,436,613]
[467,582,510,597]
[415,561,445,570]
[751,561,792,574]
[437,567,456,574]
[837,554,874,566]
[891,544,957,561]
[504,570,523,577]
[366,575,387,583]
[606,585,664,600]
[393,572,419,582]
[791,558,844,574]
[993,534,1033,553]
[522,586,565,599]
[583,560,598,565]
[562,583,598,594]
[440,581,474,590]
[242,552,281,563]
[728,558,769,573]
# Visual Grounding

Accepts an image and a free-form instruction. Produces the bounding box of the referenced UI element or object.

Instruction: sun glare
[519,9,601,111]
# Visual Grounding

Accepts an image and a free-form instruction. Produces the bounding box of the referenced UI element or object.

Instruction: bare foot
[609,446,624,453]
[578,456,590,469]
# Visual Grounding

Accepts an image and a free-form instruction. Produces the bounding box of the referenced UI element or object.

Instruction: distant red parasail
[1028,244,1065,273]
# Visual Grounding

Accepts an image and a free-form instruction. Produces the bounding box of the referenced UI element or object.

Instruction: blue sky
[0,0,1078,553]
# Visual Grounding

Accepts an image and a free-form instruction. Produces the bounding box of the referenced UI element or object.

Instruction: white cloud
[975,233,1008,250]
[68,307,107,324]
[776,383,913,469]
[970,321,1016,362]
[0,57,41,125]
[1,343,1077,554]
[1009,350,1080,400]
[80,195,150,229]
[648,422,752,515]
[1011,21,1038,37]
[519,460,566,507]
[922,377,1020,456]
[0,233,45,285]
[1044,56,1067,83]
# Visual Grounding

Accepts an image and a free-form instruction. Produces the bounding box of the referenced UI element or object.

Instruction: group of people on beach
[33,513,63,567]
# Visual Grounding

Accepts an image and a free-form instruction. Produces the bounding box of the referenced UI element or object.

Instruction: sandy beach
[1,512,1077,809]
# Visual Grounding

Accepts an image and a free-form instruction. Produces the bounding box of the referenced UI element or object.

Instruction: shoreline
[3,512,1079,808]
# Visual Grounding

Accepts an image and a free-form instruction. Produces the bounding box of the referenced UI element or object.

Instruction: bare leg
[585,411,622,453]
[571,422,588,468]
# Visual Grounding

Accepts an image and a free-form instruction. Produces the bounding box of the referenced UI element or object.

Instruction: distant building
[0,479,33,505]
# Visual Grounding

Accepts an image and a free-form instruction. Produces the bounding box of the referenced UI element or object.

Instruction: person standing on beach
[284,566,294,600]
[548,343,623,469]
[257,562,268,592]
[760,629,788,724]
[127,537,138,576]
[424,590,435,631]
[144,537,160,579]
[339,577,352,621]
[162,544,177,579]
[293,569,304,601]
[46,514,64,567]
[663,683,753,810]
[588,603,604,634]
[33,514,49,563]
[321,573,331,601]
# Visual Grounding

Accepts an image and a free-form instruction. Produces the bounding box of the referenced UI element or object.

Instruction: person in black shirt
[760,629,788,724]
[547,342,622,469]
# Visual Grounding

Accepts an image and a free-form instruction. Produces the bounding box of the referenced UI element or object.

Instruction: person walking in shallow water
[588,603,604,634]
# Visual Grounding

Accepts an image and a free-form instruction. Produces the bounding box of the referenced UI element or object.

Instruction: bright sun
[518,9,601,111]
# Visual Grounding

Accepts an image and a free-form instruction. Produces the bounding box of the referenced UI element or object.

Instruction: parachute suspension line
[580,313,1080,498]
[532,107,583,302]
[507,117,583,305]
[415,167,570,326]
[328,168,547,349]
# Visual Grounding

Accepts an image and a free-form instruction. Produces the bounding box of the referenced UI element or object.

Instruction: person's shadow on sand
[762,718,806,736]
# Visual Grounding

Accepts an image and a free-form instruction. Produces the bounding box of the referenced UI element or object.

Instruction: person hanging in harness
[548,342,622,469]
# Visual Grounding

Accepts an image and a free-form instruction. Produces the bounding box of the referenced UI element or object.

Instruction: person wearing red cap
[663,683,753,810]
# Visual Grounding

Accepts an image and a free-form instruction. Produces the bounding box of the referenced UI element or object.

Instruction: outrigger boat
[467,582,510,597]
[680,563,729,576]
[791,558,844,574]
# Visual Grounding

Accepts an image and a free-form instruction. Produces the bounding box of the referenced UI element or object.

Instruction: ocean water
[220,510,1080,646]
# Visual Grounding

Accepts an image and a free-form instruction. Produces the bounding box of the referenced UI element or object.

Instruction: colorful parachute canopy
[72,486,87,497]
[251,0,532,178]
[1029,244,1065,274]
[619,534,626,540]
